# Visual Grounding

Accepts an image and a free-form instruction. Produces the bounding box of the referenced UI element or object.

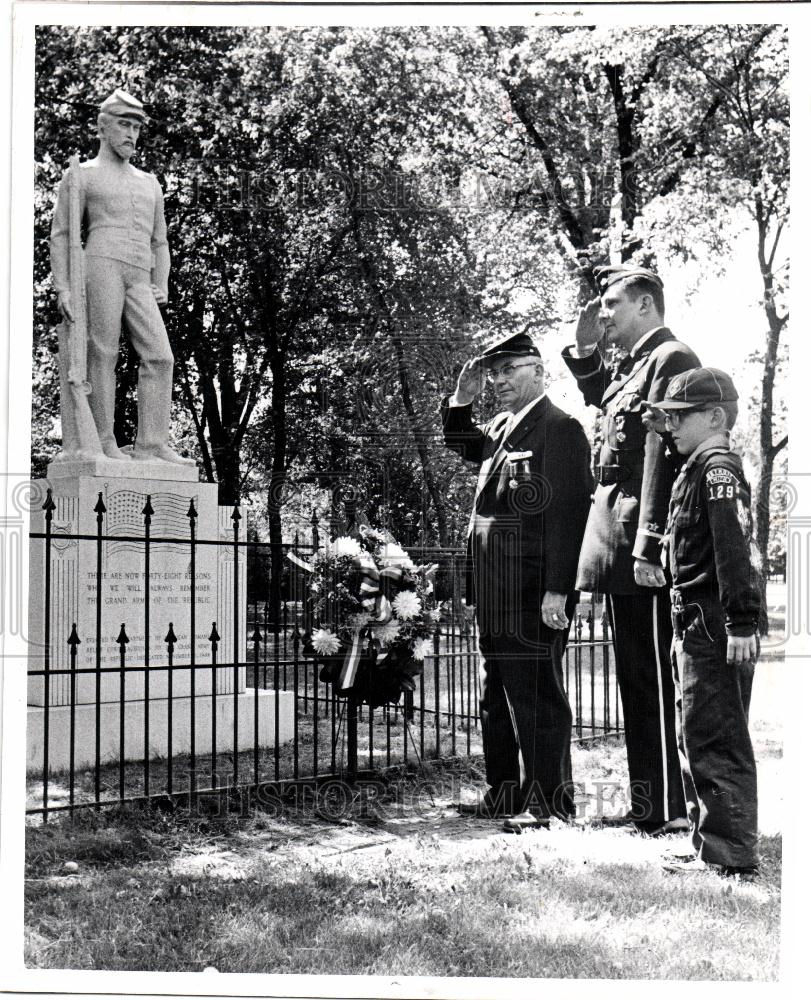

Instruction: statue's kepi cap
[475,332,542,368]
[653,367,739,410]
[99,88,147,120]
[595,264,664,293]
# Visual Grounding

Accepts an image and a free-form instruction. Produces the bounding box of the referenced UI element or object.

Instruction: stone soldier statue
[50,88,193,466]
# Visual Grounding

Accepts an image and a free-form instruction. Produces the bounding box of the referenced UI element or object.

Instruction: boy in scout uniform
[647,368,761,879]
[564,266,699,834]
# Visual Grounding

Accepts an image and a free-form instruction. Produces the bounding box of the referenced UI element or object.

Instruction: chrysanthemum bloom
[393,590,421,620]
[375,620,401,645]
[348,612,372,630]
[311,628,341,656]
[379,542,415,569]
[330,536,362,558]
[411,638,434,661]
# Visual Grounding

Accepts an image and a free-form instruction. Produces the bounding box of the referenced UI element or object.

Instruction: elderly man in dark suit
[562,265,700,836]
[442,333,592,832]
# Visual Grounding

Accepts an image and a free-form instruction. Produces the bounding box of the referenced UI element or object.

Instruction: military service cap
[655,367,739,410]
[595,264,664,293]
[475,332,542,368]
[99,89,147,120]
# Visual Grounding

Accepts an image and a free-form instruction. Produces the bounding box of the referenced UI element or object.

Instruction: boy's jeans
[671,591,759,868]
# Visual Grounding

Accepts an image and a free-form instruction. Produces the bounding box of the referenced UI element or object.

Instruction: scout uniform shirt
[664,433,761,636]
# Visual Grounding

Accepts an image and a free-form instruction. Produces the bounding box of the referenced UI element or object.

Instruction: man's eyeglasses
[663,407,710,428]
[486,362,539,383]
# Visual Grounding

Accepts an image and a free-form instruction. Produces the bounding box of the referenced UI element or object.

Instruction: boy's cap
[655,367,739,410]
[595,264,664,293]
[475,332,542,368]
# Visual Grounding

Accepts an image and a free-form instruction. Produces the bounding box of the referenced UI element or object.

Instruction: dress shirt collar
[504,392,545,435]
[630,326,666,358]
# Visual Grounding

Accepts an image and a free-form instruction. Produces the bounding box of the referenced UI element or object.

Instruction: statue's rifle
[65,154,91,394]
[56,155,103,460]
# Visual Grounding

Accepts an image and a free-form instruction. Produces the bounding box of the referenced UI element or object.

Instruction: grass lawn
[24,715,782,979]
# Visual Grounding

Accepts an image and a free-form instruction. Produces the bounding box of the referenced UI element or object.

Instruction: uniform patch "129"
[705,466,740,500]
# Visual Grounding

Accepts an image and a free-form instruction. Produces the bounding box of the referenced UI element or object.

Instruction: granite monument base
[27,688,295,773]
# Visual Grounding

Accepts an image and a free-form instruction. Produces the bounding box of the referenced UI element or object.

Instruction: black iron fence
[27,490,622,820]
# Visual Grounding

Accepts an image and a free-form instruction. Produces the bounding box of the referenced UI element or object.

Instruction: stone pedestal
[26,461,293,774]
[26,688,296,773]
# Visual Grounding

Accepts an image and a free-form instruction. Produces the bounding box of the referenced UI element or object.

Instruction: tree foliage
[32,25,788,578]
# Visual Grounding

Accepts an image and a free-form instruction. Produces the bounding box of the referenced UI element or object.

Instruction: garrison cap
[475,332,542,368]
[99,88,147,120]
[654,367,739,411]
[595,264,664,293]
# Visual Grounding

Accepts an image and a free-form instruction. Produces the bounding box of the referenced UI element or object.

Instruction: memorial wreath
[289,525,439,708]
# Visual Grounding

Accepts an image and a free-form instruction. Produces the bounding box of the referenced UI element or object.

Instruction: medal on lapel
[507,450,532,489]
[615,414,626,444]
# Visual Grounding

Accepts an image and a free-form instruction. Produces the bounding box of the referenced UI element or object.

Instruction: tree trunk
[752,202,787,634]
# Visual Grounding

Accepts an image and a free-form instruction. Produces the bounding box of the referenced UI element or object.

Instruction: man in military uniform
[647,368,760,879]
[442,333,592,831]
[50,88,193,465]
[563,266,699,834]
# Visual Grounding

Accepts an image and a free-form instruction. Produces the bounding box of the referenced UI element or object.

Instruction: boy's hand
[642,403,668,434]
[727,634,758,665]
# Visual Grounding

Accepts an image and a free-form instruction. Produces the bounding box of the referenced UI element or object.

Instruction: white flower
[429,607,441,623]
[348,612,372,630]
[379,542,415,570]
[374,620,401,645]
[411,638,434,661]
[393,590,422,620]
[311,628,341,656]
[329,536,362,558]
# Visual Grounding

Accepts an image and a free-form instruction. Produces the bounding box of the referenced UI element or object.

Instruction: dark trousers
[607,592,686,823]
[477,597,576,820]
[672,597,758,868]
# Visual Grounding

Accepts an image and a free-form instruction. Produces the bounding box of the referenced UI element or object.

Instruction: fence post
[93,492,106,811]
[41,489,56,823]
[67,622,80,816]
[209,622,220,783]
[117,623,129,803]
[188,500,198,808]
[346,694,359,781]
[252,625,262,787]
[232,505,241,788]
[165,623,176,798]
[142,497,153,799]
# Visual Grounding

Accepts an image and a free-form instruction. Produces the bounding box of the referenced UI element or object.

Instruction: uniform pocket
[682,602,715,644]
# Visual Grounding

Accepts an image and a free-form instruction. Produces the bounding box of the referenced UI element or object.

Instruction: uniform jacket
[562,328,700,594]
[441,394,592,636]
[50,159,170,295]
[665,438,761,637]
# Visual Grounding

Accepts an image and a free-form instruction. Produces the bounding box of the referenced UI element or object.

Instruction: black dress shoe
[502,811,551,833]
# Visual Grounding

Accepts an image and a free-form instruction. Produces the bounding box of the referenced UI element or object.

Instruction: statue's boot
[132,442,196,466]
[101,440,132,461]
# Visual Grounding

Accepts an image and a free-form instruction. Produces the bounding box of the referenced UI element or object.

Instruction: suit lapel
[481,396,548,493]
